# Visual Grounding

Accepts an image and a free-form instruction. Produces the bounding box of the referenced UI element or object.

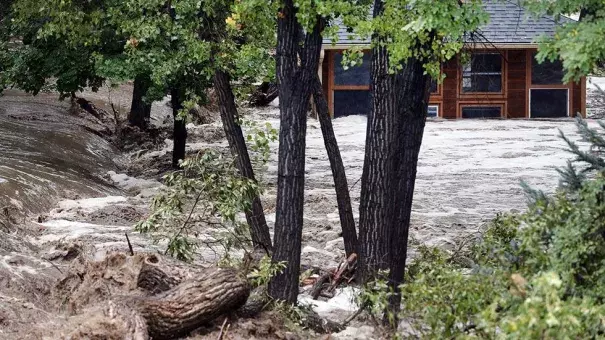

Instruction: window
[462,53,503,93]
[430,79,438,94]
[530,89,568,118]
[428,105,439,117]
[532,52,564,85]
[461,106,502,119]
[333,90,371,118]
[334,52,371,86]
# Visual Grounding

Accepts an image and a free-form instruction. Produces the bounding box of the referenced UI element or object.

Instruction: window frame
[428,104,440,118]
[528,88,570,118]
[458,102,505,119]
[459,51,507,97]
[328,50,371,116]
[526,50,574,118]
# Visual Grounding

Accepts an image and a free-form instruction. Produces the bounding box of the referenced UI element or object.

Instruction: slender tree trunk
[268,1,323,303]
[358,0,400,283]
[214,70,273,253]
[312,76,358,257]
[386,58,431,318]
[129,76,152,130]
[171,88,187,168]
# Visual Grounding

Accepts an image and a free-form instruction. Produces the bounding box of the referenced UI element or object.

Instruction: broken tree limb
[327,253,357,294]
[310,272,331,300]
[136,266,250,339]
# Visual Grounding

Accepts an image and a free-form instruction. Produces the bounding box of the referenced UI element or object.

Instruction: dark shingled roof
[323,0,574,47]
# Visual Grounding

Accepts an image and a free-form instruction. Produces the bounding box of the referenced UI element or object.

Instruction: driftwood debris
[311,253,357,300]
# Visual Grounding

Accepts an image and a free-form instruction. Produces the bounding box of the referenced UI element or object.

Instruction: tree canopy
[524,0,605,82]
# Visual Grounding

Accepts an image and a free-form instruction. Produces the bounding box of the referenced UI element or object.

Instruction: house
[319,1,587,119]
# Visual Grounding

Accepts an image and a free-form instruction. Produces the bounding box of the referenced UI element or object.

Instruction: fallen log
[52,252,249,339]
[136,266,250,339]
[137,253,208,294]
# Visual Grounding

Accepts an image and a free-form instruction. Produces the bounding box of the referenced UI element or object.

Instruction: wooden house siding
[321,49,587,119]
[506,50,527,118]
[441,58,458,119]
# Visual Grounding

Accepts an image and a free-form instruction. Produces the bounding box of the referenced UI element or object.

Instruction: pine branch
[520,181,548,205]
[556,161,586,192]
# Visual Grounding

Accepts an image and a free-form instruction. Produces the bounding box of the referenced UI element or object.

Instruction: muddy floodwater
[0,91,122,214]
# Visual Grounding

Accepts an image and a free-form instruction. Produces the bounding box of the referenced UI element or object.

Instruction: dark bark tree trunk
[386,57,431,317]
[268,1,323,303]
[129,75,152,130]
[171,88,187,168]
[214,70,273,253]
[248,81,279,106]
[312,76,358,257]
[358,2,433,322]
[357,0,400,283]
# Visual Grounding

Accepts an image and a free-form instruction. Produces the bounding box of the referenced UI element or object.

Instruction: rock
[332,325,377,340]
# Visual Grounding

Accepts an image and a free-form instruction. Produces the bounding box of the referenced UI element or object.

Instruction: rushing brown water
[0,91,123,214]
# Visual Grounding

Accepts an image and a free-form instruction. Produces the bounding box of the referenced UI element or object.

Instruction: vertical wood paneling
[572,80,582,117]
[506,50,527,118]
[322,52,329,102]
[442,57,458,119]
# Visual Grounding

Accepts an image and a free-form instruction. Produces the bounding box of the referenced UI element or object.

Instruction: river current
[0,91,122,214]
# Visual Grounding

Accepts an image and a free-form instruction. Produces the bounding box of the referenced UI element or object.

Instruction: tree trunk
[214,69,273,253]
[171,88,187,168]
[386,57,431,318]
[312,76,358,257]
[248,82,279,106]
[129,76,152,130]
[357,0,400,283]
[137,266,250,339]
[268,2,323,303]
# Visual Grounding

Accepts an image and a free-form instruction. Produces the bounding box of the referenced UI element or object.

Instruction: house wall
[507,50,527,118]
[322,49,586,119]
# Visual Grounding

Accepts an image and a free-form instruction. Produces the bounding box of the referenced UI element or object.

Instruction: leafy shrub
[136,122,276,261]
[360,119,605,339]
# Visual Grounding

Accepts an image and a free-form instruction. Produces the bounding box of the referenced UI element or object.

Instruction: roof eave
[321,42,540,50]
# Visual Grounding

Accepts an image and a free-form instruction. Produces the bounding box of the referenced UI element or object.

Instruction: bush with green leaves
[136,122,276,262]
[359,119,605,338]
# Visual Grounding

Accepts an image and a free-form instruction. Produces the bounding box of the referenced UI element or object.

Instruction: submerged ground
[0,86,598,338]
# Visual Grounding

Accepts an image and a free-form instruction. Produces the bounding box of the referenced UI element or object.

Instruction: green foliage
[272,300,315,331]
[556,117,605,192]
[135,150,258,261]
[243,119,279,180]
[359,151,605,338]
[136,122,275,261]
[477,272,605,339]
[523,0,605,82]
[248,256,287,287]
[2,0,276,107]
[401,248,506,338]
[332,0,487,79]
